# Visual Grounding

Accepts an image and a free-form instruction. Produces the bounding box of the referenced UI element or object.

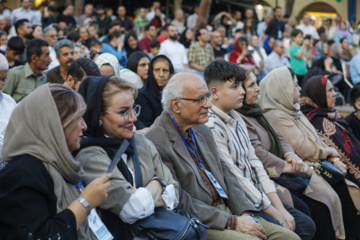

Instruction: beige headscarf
[95,53,121,77]
[2,84,92,239]
[259,66,321,144]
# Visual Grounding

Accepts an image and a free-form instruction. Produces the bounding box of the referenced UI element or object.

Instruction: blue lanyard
[169,113,205,169]
[71,155,84,190]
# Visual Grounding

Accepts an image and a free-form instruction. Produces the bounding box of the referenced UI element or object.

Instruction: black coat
[265,18,285,40]
[0,154,77,239]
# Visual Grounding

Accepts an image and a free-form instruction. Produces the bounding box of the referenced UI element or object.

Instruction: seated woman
[135,55,174,128]
[126,51,151,85]
[95,53,120,76]
[229,37,255,65]
[300,75,360,204]
[124,31,141,59]
[259,66,358,240]
[76,76,179,239]
[237,65,341,240]
[0,84,111,239]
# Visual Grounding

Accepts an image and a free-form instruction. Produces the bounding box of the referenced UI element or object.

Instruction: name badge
[204,169,229,199]
[88,209,114,240]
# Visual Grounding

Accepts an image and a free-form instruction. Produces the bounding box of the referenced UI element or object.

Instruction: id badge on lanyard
[204,169,229,199]
[88,210,114,240]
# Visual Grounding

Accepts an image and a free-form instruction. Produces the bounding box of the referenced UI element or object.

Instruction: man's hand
[236,215,266,240]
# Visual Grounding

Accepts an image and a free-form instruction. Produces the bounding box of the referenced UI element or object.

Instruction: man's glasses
[178,91,213,106]
[105,104,141,123]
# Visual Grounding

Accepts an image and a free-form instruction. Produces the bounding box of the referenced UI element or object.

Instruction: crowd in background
[2,0,360,239]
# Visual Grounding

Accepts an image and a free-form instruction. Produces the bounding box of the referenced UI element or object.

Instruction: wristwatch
[152,177,166,194]
[77,197,91,215]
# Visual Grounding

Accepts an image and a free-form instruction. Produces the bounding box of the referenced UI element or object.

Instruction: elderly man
[296,14,319,40]
[46,39,74,84]
[78,3,97,27]
[204,61,314,240]
[257,14,272,38]
[0,54,17,166]
[145,72,300,240]
[43,26,59,70]
[263,40,290,74]
[1,39,51,102]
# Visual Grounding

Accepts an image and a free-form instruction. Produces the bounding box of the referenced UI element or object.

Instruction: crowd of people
[1,0,360,239]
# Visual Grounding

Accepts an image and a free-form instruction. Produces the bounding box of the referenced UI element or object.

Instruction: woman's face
[293,75,302,104]
[340,22,346,31]
[58,30,64,39]
[185,29,192,41]
[268,37,275,48]
[66,117,87,152]
[323,43,329,54]
[341,38,348,48]
[251,35,258,47]
[238,40,247,51]
[100,65,115,76]
[33,26,43,39]
[128,36,138,50]
[0,34,7,46]
[337,45,343,55]
[326,80,337,109]
[244,72,260,105]
[100,90,137,139]
[88,26,96,38]
[245,19,252,27]
[137,57,150,81]
[153,60,170,88]
[185,29,193,41]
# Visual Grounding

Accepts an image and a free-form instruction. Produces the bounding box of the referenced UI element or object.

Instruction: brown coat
[145,111,258,230]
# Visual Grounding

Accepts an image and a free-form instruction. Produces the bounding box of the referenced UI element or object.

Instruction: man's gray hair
[161,74,185,112]
[43,26,56,37]
[0,54,9,70]
[55,39,74,57]
[273,39,282,47]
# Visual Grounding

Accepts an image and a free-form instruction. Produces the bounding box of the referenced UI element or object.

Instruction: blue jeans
[255,203,315,240]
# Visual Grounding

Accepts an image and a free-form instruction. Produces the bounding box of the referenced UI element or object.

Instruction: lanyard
[72,155,84,191]
[169,113,205,169]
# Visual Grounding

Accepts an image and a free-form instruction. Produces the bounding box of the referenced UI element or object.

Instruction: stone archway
[296,1,339,20]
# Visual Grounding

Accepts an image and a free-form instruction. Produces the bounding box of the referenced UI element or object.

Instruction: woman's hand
[330,158,347,174]
[80,173,112,209]
[280,209,295,231]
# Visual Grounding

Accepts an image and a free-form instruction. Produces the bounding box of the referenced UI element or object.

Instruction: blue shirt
[102,43,128,68]
[10,7,38,26]
[350,53,360,84]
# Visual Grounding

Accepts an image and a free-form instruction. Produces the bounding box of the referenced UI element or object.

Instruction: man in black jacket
[265,6,285,40]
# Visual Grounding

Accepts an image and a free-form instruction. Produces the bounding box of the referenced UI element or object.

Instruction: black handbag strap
[131,136,143,188]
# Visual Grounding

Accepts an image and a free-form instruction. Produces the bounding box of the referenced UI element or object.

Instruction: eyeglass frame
[177,91,213,106]
[104,104,141,123]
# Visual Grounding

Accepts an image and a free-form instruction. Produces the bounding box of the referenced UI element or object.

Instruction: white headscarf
[95,53,121,77]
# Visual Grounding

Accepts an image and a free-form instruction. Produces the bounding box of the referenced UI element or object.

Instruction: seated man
[145,72,300,240]
[204,60,315,240]
[64,57,101,92]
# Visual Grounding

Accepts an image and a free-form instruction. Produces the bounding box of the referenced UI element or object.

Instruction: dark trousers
[256,203,316,240]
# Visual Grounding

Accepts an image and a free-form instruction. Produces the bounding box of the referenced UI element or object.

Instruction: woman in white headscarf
[0,84,111,239]
[259,66,358,240]
[95,53,121,77]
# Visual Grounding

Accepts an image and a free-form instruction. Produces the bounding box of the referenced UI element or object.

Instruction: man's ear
[171,98,181,113]
[30,54,38,63]
[210,86,219,100]
[64,75,74,88]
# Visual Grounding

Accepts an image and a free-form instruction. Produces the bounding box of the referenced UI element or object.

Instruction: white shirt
[257,21,268,38]
[159,39,189,72]
[296,23,320,40]
[264,51,290,74]
[248,45,267,69]
[187,13,198,31]
[47,46,59,71]
[0,92,17,161]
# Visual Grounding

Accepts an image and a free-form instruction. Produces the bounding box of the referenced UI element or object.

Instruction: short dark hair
[349,83,360,110]
[204,60,246,86]
[26,39,49,63]
[150,40,160,48]
[162,23,171,32]
[291,29,303,38]
[108,30,122,42]
[340,37,348,44]
[67,57,101,86]
[327,40,335,46]
[109,20,121,30]
[273,6,281,12]
[90,39,102,48]
[14,19,29,34]
[7,36,25,55]
[325,18,332,24]
[66,31,80,42]
[144,24,156,32]
[195,26,207,41]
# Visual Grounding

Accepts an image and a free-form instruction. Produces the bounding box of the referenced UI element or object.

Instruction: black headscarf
[135,55,174,127]
[124,31,141,59]
[179,28,192,49]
